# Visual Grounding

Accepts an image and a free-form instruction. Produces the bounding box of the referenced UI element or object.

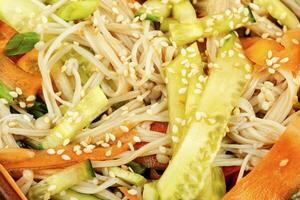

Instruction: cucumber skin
[158,33,251,199]
[143,182,159,200]
[28,160,95,200]
[135,0,172,22]
[52,189,101,200]
[108,167,147,186]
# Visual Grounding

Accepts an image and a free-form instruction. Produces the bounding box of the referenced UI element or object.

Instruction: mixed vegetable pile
[0,0,299,199]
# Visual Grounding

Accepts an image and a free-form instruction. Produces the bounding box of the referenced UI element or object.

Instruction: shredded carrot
[0,148,35,162]
[223,115,300,200]
[240,37,261,49]
[1,130,137,170]
[119,187,141,200]
[0,55,41,96]
[17,49,40,75]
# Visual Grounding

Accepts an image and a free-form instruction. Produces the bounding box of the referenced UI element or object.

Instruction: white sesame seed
[268,68,276,74]
[172,136,179,143]
[19,102,26,108]
[83,148,92,153]
[208,118,216,124]
[271,57,279,63]
[280,57,289,63]
[48,185,56,191]
[61,154,71,160]
[101,143,110,148]
[57,149,65,155]
[229,21,234,29]
[75,150,82,155]
[63,139,70,146]
[228,50,234,57]
[172,124,179,133]
[266,59,273,67]
[267,50,272,59]
[73,145,81,152]
[109,133,116,141]
[245,74,252,80]
[120,125,129,132]
[181,49,187,56]
[9,91,18,98]
[272,64,281,69]
[159,146,167,154]
[47,149,56,155]
[128,142,135,151]
[292,39,299,45]
[105,150,112,157]
[55,132,63,138]
[133,136,141,143]
[279,159,289,167]
[15,87,23,95]
[128,189,138,196]
[117,140,122,148]
[178,87,187,94]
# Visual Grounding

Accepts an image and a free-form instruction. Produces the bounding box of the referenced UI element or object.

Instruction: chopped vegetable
[135,0,172,22]
[0,21,16,54]
[17,49,40,75]
[0,55,42,97]
[134,155,167,170]
[119,187,140,200]
[127,161,147,175]
[281,28,300,48]
[143,182,159,200]
[240,37,261,49]
[1,131,137,170]
[28,160,95,200]
[52,189,101,200]
[27,96,48,119]
[36,86,108,149]
[0,164,27,200]
[0,80,13,104]
[0,0,41,32]
[223,114,300,200]
[160,17,177,32]
[55,0,101,21]
[0,148,35,162]
[107,167,147,186]
[172,0,197,23]
[170,6,255,46]
[150,122,168,133]
[157,33,252,199]
[254,0,300,29]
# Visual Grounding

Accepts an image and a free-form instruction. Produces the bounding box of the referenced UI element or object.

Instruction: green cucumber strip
[0,80,13,104]
[143,181,159,200]
[107,167,147,186]
[0,0,41,32]
[160,18,178,32]
[170,6,255,46]
[52,189,101,200]
[254,0,300,29]
[172,0,197,23]
[158,33,252,199]
[197,167,226,200]
[56,0,100,21]
[28,160,95,200]
[166,43,202,151]
[39,86,108,149]
[135,0,172,22]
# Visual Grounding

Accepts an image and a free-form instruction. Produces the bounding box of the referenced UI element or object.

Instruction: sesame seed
[15,87,23,95]
[101,143,110,148]
[181,49,187,56]
[105,150,112,157]
[208,118,216,124]
[172,125,179,133]
[266,59,273,67]
[117,140,122,148]
[47,149,56,155]
[57,149,65,155]
[105,133,110,143]
[280,57,289,63]
[73,145,81,152]
[120,125,129,132]
[128,189,138,196]
[55,132,63,138]
[268,68,276,74]
[63,139,70,146]
[133,136,141,143]
[229,21,234,29]
[159,146,167,154]
[228,50,234,57]
[267,50,272,59]
[292,39,299,45]
[48,185,56,191]
[75,150,82,155]
[116,14,124,22]
[19,101,26,108]
[178,87,187,94]
[279,159,289,167]
[128,142,135,151]
[83,148,92,153]
[9,91,18,98]
[61,154,71,160]
[172,136,179,143]
[271,57,279,63]
[272,64,281,69]
[109,133,116,141]
[245,74,252,80]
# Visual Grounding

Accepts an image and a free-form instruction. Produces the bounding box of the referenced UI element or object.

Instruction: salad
[0,0,300,199]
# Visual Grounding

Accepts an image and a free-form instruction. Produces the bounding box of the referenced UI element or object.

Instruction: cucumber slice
[28,160,95,200]
[107,167,147,186]
[166,43,202,151]
[254,0,300,29]
[198,167,226,200]
[135,0,172,22]
[170,6,255,46]
[52,189,101,200]
[160,18,178,32]
[143,182,159,200]
[0,80,13,104]
[157,33,252,199]
[38,86,108,149]
[172,0,197,23]
[0,0,41,32]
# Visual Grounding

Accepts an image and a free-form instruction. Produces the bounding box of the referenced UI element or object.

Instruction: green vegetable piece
[127,161,147,175]
[135,0,172,22]
[107,167,147,186]
[0,80,13,104]
[198,167,226,200]
[27,96,48,119]
[56,0,100,21]
[28,160,95,200]
[172,0,197,23]
[39,86,108,149]
[158,33,252,199]
[160,18,178,32]
[52,189,101,200]
[0,0,41,32]
[166,43,202,152]
[143,181,159,200]
[170,6,255,46]
[4,32,40,56]
[254,0,300,29]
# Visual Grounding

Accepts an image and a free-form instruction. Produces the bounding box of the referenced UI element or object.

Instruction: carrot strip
[0,21,16,54]
[17,49,40,75]
[0,148,35,162]
[0,55,41,96]
[119,187,141,200]
[1,131,137,170]
[223,115,300,200]
[240,37,261,49]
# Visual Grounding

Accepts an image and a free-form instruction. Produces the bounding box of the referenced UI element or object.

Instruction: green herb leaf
[4,32,40,56]
[127,161,147,175]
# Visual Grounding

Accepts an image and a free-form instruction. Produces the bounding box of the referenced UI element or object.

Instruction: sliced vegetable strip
[119,187,141,200]
[0,21,16,54]
[223,115,300,200]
